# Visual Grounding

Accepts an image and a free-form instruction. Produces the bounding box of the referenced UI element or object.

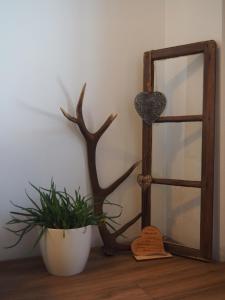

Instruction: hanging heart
[134,91,166,125]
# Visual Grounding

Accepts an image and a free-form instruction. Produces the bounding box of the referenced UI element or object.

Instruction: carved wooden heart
[137,174,152,190]
[134,91,166,125]
[131,226,172,260]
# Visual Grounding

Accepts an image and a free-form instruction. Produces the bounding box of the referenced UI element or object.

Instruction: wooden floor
[1,249,225,300]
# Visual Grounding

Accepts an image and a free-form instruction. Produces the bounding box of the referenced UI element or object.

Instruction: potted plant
[6,180,108,276]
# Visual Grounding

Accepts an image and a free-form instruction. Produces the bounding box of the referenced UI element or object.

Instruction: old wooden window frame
[141,40,216,260]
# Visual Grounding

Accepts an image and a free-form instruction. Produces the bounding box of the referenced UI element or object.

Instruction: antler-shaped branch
[112,212,142,239]
[61,83,141,254]
[102,161,140,197]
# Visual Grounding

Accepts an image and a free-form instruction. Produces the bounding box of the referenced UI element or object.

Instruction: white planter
[39,225,92,276]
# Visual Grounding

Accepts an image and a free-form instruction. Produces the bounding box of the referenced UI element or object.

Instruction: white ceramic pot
[39,225,92,276]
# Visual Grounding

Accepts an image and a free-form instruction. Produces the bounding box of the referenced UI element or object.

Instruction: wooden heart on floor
[134,91,166,125]
[131,226,172,260]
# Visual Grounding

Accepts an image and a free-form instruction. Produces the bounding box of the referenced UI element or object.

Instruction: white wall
[0,0,165,261]
[161,0,223,257]
[1,0,224,262]
[150,0,224,257]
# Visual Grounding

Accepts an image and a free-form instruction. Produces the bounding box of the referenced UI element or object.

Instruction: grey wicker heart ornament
[134,91,166,125]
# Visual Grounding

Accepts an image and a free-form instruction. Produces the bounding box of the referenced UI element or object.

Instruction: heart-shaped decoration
[137,174,152,190]
[134,91,166,125]
[131,226,172,260]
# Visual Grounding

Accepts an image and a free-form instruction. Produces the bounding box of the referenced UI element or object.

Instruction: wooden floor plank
[0,249,225,300]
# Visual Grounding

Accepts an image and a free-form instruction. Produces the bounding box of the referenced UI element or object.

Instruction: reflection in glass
[151,186,200,249]
[154,54,203,116]
[152,122,202,181]
[151,54,203,250]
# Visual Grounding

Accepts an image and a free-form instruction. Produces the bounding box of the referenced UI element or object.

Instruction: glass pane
[152,122,202,181]
[151,53,203,251]
[154,54,203,116]
[151,186,200,249]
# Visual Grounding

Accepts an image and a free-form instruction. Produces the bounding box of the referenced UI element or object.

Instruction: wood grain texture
[142,40,216,260]
[150,40,211,61]
[164,242,201,260]
[1,250,225,300]
[152,178,202,188]
[155,115,203,123]
[200,40,216,259]
[142,51,153,227]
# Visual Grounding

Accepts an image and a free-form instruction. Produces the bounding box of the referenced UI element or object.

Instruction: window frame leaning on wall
[141,40,217,261]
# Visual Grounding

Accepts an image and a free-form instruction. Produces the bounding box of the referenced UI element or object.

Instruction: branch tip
[60,107,78,123]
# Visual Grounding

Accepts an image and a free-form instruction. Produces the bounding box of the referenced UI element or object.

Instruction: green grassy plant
[6,180,121,248]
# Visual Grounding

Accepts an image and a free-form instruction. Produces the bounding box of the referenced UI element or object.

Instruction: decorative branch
[61,83,141,254]
[102,161,140,197]
[60,108,78,124]
[112,212,142,239]
[95,114,117,141]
